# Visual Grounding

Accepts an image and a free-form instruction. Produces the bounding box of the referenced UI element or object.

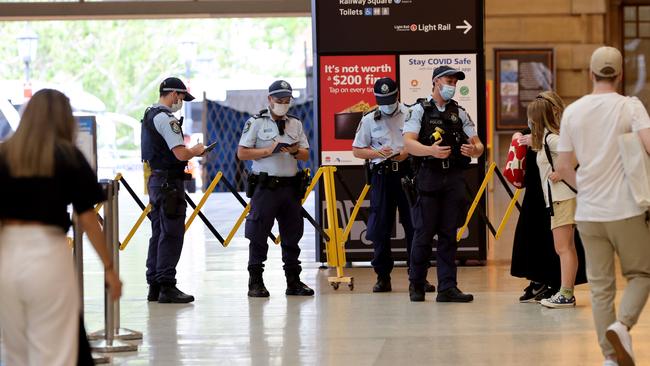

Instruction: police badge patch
[170,120,182,134]
[243,120,252,133]
[450,113,459,123]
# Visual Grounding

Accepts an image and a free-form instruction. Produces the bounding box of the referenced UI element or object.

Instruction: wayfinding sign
[315,0,478,53]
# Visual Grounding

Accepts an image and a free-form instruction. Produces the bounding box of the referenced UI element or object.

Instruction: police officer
[403,66,484,302]
[352,77,435,293]
[237,80,314,298]
[142,77,205,303]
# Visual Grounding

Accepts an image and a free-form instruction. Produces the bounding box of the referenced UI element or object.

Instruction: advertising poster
[319,55,396,165]
[494,49,554,130]
[399,54,479,129]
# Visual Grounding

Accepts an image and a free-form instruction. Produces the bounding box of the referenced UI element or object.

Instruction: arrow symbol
[456,20,472,34]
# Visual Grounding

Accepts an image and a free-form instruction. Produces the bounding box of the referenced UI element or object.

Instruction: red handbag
[503,138,527,188]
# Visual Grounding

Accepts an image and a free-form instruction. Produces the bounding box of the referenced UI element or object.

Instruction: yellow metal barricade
[185,172,223,231]
[457,162,496,242]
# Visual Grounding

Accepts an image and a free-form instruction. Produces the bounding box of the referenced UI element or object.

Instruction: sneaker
[540,292,575,308]
[533,287,556,302]
[519,282,547,303]
[606,321,635,366]
[603,356,619,366]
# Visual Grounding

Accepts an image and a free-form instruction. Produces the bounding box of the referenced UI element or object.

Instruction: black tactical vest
[416,98,470,169]
[140,106,187,171]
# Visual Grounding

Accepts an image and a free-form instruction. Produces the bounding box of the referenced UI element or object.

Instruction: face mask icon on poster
[379,102,399,115]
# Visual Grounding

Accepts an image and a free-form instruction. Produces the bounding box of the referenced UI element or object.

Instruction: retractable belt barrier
[456,162,523,242]
[74,179,141,354]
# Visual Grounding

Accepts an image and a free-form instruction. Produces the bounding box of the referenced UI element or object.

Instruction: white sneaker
[603,357,618,366]
[606,321,635,366]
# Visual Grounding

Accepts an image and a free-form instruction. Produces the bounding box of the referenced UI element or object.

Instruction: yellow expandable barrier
[120,203,152,250]
[494,188,522,240]
[185,171,223,232]
[456,162,497,242]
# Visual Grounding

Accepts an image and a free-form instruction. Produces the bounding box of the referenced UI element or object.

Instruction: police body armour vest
[140,107,187,171]
[416,98,470,169]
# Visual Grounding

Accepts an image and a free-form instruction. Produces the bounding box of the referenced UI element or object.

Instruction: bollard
[90,180,138,353]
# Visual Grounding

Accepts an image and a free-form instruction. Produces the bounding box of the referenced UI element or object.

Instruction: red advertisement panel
[319,55,396,165]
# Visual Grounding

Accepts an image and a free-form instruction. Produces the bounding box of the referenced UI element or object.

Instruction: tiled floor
[66,189,650,366]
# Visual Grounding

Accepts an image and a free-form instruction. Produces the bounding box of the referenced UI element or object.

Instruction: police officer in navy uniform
[352,77,435,293]
[142,77,205,303]
[403,66,484,302]
[237,80,314,298]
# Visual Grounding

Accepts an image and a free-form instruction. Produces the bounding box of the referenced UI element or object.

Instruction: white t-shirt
[537,131,576,207]
[557,93,650,221]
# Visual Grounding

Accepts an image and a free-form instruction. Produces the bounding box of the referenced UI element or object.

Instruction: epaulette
[362,107,382,121]
[253,109,269,119]
[286,113,301,121]
[416,98,432,110]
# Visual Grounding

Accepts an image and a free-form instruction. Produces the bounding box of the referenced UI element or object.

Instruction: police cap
[432,66,466,81]
[373,77,398,105]
[268,80,293,99]
[160,77,195,101]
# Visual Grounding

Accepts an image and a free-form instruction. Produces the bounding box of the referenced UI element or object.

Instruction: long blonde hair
[529,91,565,151]
[0,89,77,177]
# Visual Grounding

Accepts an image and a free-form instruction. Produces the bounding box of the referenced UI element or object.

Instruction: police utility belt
[371,160,408,174]
[419,157,458,170]
[151,169,191,180]
[246,171,310,199]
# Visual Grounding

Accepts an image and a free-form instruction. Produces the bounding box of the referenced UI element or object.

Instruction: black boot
[409,283,425,302]
[373,276,392,293]
[147,283,160,302]
[285,269,314,296]
[436,287,474,303]
[158,284,195,303]
[248,268,270,298]
[424,280,436,293]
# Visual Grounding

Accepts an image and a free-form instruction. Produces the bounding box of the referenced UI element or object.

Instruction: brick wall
[485,0,608,105]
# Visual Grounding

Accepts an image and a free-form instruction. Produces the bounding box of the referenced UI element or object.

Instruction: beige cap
[590,46,622,77]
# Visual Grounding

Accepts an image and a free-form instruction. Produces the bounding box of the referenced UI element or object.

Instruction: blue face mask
[439,84,456,101]
[379,102,399,115]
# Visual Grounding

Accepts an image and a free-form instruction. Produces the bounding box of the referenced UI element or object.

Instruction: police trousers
[366,169,414,278]
[245,184,303,273]
[408,166,466,292]
[146,174,187,285]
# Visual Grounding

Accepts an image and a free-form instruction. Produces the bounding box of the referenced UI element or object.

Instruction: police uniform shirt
[151,103,184,150]
[352,103,409,165]
[403,97,477,138]
[238,109,309,177]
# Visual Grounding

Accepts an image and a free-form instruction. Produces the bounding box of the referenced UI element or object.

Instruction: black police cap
[268,80,293,99]
[373,77,398,105]
[160,77,195,101]
[432,66,466,81]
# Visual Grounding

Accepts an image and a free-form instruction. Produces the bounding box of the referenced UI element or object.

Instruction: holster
[246,173,259,198]
[161,181,182,217]
[296,169,311,199]
[400,174,418,207]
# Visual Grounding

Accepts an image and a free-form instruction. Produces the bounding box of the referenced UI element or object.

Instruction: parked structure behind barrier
[203,99,316,193]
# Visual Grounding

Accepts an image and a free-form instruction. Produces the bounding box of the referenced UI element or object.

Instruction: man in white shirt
[557,46,650,366]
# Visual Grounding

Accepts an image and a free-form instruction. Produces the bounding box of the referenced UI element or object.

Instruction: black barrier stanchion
[219,176,279,242]
[463,183,498,237]
[90,180,139,353]
[493,168,522,212]
[184,193,225,244]
[119,176,149,213]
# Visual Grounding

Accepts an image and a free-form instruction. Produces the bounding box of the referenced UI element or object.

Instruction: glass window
[640,6,650,21]
[625,6,638,21]
[626,22,638,38]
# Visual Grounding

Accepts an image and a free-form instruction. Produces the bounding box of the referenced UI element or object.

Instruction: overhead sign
[315,0,478,53]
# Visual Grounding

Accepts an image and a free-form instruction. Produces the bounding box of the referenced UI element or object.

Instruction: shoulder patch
[243,119,253,133]
[169,120,182,134]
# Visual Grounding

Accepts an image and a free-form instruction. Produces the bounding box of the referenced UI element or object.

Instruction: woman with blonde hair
[529,91,579,308]
[0,89,122,365]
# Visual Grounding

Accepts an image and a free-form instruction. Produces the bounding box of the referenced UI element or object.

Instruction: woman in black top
[0,89,122,366]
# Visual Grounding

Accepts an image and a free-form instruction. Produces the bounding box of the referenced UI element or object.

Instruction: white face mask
[271,103,290,117]
[170,97,183,113]
[379,102,399,115]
